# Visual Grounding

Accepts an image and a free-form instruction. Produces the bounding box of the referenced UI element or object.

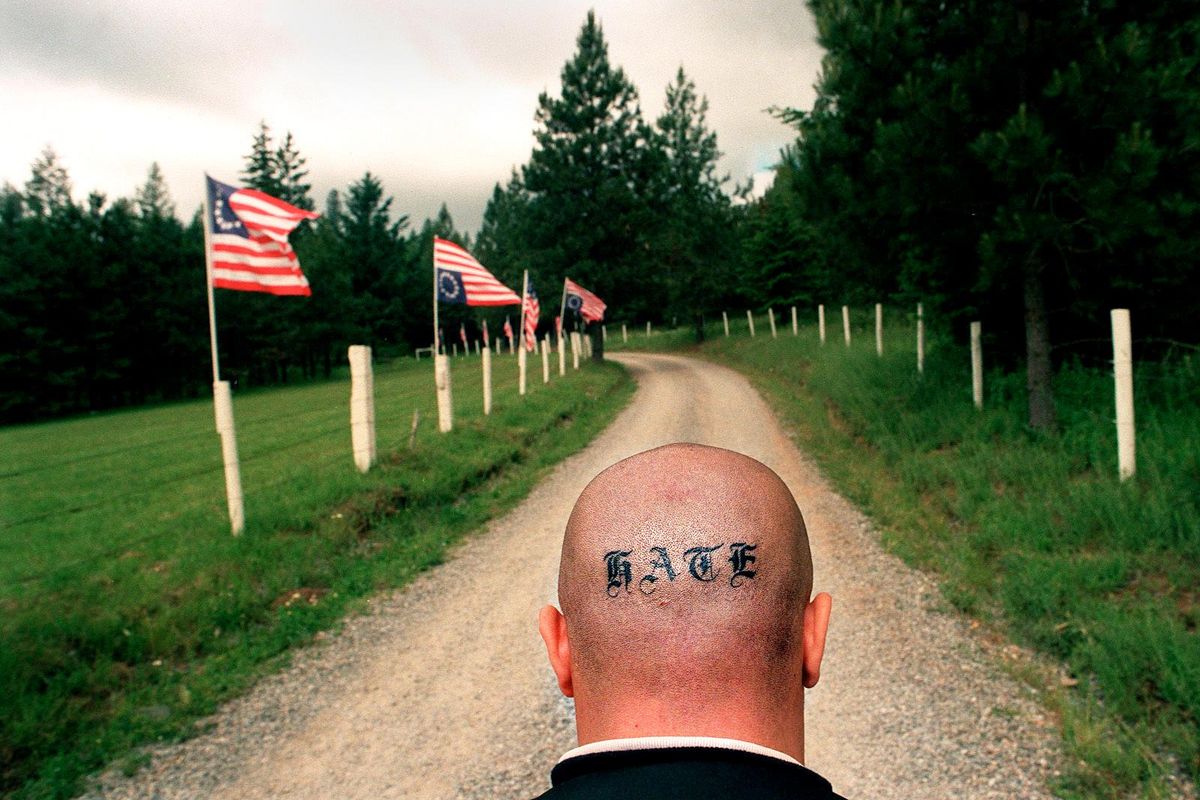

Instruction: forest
[2,3,1197,425]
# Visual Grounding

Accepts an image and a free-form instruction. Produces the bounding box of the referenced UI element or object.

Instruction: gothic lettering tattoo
[605,550,633,597]
[728,542,758,587]
[637,546,678,595]
[605,543,757,596]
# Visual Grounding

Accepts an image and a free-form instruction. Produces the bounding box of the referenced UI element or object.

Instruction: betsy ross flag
[434,238,520,306]
[522,281,540,352]
[206,176,318,296]
[565,278,607,322]
[503,316,514,344]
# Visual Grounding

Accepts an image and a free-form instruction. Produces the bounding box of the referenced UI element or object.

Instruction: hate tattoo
[603,543,759,595]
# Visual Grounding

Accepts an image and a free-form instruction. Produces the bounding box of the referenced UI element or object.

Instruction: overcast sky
[0,0,824,233]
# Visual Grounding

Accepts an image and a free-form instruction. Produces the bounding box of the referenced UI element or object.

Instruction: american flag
[482,319,490,346]
[522,281,540,352]
[503,316,514,343]
[564,278,607,322]
[434,238,520,306]
[206,176,318,296]
[459,323,467,347]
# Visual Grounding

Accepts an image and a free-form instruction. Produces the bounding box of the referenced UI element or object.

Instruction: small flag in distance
[207,176,318,296]
[522,281,540,351]
[564,278,607,322]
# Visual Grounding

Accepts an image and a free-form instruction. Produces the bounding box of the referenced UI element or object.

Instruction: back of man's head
[539,443,831,760]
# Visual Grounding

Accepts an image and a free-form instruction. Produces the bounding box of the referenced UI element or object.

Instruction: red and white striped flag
[522,281,540,352]
[482,319,490,346]
[459,323,467,347]
[564,278,606,322]
[206,176,318,296]
[503,316,514,343]
[434,238,520,306]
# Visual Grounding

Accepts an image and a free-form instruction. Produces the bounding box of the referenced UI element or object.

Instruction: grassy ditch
[0,354,632,799]
[639,314,1196,799]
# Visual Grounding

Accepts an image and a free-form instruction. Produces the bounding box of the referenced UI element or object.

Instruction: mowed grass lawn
[0,352,632,799]
[625,312,1198,799]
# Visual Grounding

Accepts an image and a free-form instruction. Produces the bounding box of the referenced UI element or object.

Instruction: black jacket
[532,746,847,799]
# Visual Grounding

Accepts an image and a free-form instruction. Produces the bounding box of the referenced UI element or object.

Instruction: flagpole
[519,270,529,353]
[558,277,569,346]
[432,241,440,353]
[432,239,452,432]
[202,178,220,383]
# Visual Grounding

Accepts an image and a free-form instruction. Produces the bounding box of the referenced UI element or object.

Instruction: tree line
[3,5,1198,427]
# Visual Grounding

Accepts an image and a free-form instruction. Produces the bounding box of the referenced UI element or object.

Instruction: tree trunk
[1023,258,1056,430]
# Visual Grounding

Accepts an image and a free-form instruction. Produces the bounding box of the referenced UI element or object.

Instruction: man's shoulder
[532,745,846,800]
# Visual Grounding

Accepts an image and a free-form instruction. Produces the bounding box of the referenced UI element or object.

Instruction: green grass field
[627,312,1198,799]
[0,352,632,799]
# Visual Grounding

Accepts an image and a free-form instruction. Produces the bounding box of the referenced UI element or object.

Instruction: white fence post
[646,321,652,337]
[518,346,527,396]
[571,332,581,369]
[622,323,628,343]
[875,303,883,356]
[212,380,245,535]
[452,343,458,358]
[558,332,566,375]
[495,336,501,355]
[818,304,826,344]
[917,302,925,374]
[482,345,492,415]
[602,325,607,343]
[747,310,756,337]
[791,306,798,336]
[435,353,453,432]
[542,336,551,383]
[769,308,778,338]
[970,321,983,409]
[1111,309,1136,480]
[474,341,479,356]
[348,345,376,474]
[842,305,851,346]
[723,311,730,337]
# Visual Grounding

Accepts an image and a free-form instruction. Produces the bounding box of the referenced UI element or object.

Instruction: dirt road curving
[88,353,1061,799]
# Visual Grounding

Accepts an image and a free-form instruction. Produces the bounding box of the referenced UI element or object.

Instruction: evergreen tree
[24,146,73,217]
[274,131,314,211]
[134,162,175,219]
[240,120,282,197]
[523,10,661,323]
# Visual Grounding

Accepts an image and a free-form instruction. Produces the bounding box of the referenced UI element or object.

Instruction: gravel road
[86,352,1062,799]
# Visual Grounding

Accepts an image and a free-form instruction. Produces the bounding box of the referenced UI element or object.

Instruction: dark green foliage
[757,0,1200,428]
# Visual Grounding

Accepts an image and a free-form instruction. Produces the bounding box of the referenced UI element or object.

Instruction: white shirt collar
[556,736,801,767]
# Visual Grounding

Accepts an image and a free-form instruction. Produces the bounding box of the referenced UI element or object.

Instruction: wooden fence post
[723,311,730,337]
[970,321,983,409]
[542,336,551,383]
[571,331,580,369]
[622,323,628,343]
[212,380,245,535]
[747,310,756,337]
[482,345,492,415]
[646,321,652,337]
[917,302,925,374]
[435,354,453,432]
[602,325,607,343]
[518,346,527,396]
[818,304,826,344]
[558,331,566,376]
[875,303,883,356]
[791,306,798,336]
[769,308,778,338]
[842,305,851,346]
[348,345,376,473]
[1111,309,1136,480]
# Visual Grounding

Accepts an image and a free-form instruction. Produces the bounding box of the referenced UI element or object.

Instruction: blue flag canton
[527,283,538,300]
[437,268,466,304]
[206,176,248,238]
[565,292,583,311]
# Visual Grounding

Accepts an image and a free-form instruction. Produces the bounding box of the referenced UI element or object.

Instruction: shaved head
[541,443,829,755]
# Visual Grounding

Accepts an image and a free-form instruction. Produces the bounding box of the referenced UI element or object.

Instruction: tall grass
[678,314,1197,798]
[0,354,632,799]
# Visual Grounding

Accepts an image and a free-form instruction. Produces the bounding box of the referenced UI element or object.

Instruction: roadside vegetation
[624,316,1197,799]
[0,356,632,799]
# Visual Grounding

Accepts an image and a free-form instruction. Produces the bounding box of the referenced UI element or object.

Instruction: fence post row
[213,379,245,535]
[1111,309,1136,480]
[970,321,983,409]
[348,344,376,474]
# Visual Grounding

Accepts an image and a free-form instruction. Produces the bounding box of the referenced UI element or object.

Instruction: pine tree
[240,120,282,197]
[274,131,314,211]
[24,146,73,217]
[523,10,661,322]
[135,162,175,219]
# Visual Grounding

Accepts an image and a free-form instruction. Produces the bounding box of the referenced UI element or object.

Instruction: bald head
[541,444,831,756]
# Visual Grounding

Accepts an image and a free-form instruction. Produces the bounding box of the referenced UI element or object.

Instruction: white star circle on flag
[438,270,462,301]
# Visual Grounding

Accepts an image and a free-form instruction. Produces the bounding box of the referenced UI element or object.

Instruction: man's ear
[802,592,832,689]
[538,604,574,697]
